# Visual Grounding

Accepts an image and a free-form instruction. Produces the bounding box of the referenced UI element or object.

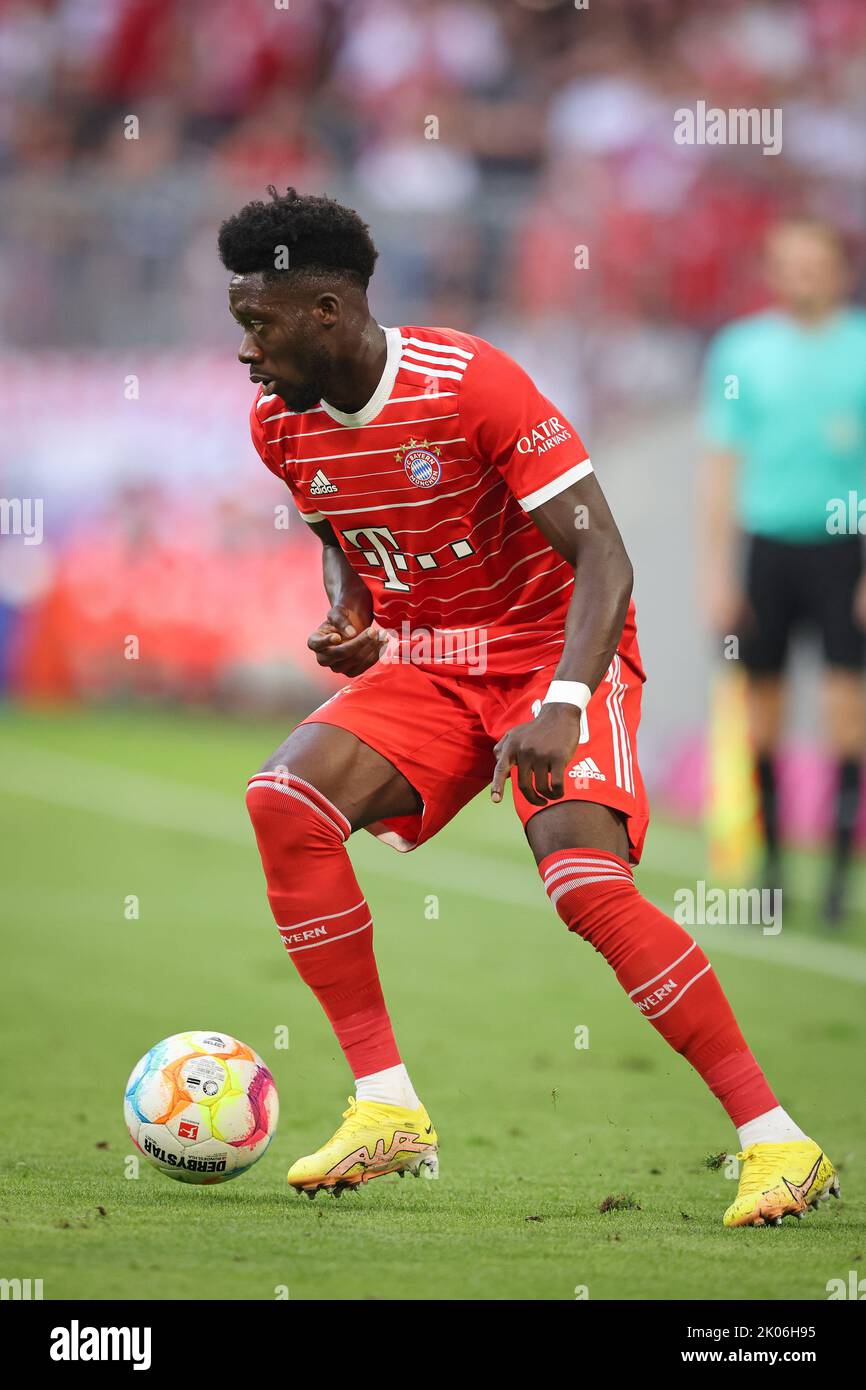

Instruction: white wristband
[542,679,592,711]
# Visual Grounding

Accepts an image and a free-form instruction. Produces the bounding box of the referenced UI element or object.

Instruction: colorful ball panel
[124,1031,278,1184]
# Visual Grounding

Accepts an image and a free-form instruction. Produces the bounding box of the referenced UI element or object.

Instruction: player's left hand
[490,704,583,807]
[307,607,386,676]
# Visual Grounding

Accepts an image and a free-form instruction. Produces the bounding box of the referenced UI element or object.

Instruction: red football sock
[540,849,778,1127]
[246,771,400,1079]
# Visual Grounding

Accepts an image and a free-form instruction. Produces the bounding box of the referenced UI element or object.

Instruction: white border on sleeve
[518,457,593,512]
[299,510,326,524]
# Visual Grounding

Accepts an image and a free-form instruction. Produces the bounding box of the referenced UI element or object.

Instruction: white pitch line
[2,743,865,986]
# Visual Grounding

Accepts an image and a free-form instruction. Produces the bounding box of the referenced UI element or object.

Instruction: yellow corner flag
[706,666,761,882]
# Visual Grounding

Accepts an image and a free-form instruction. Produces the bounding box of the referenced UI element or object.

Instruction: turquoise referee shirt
[702,308,866,542]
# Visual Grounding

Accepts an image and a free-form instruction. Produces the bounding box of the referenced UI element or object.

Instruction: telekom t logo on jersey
[516,416,572,456]
[343,526,411,591]
[343,525,476,591]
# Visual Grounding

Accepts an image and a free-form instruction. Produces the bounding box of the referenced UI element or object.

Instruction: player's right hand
[307,605,384,676]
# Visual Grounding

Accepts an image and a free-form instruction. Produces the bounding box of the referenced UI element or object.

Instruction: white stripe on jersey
[401,346,472,372]
[303,458,477,487]
[374,563,573,623]
[265,411,460,436]
[321,473,497,518]
[518,458,594,512]
[299,460,480,502]
[260,393,457,425]
[412,517,536,573]
[353,478,503,541]
[372,536,556,614]
[441,576,575,628]
[267,437,466,463]
[399,361,466,382]
[401,335,474,360]
[377,391,458,406]
[373,543,554,613]
[411,626,565,654]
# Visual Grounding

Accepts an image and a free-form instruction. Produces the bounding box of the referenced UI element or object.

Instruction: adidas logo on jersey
[569,758,606,781]
[310,469,338,495]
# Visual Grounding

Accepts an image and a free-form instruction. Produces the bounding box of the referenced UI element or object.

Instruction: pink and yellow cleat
[287,1097,439,1197]
[724,1139,839,1227]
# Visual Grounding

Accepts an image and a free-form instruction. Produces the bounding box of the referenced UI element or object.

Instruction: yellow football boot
[288,1097,439,1197]
[724,1139,839,1227]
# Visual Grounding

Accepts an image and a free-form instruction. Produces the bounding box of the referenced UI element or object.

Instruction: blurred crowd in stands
[1,0,865,704]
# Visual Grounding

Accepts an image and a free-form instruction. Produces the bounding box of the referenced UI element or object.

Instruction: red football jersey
[250,325,640,677]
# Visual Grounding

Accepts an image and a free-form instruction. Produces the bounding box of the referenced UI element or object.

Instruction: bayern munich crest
[396,438,442,488]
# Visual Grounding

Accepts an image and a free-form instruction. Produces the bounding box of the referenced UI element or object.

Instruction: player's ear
[314,292,341,326]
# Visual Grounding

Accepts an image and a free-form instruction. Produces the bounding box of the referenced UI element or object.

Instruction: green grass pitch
[1,706,864,1301]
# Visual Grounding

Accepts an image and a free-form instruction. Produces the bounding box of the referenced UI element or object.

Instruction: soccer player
[702,218,866,923]
[221,188,837,1226]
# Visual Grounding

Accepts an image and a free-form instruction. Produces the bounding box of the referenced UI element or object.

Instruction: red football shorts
[300,654,649,863]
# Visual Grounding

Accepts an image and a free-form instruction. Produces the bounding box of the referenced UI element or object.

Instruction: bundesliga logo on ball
[396,438,441,488]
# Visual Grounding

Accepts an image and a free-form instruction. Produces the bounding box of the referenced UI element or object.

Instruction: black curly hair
[218,186,378,290]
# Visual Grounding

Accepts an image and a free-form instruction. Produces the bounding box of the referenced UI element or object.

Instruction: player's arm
[491,472,633,806]
[698,329,746,634]
[248,401,382,677]
[700,446,746,634]
[305,518,383,676]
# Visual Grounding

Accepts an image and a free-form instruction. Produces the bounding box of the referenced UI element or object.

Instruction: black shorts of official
[739,534,865,675]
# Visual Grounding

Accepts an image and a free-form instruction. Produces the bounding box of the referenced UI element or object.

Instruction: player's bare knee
[257,742,298,776]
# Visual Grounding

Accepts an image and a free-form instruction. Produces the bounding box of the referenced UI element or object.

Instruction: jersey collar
[319,325,402,428]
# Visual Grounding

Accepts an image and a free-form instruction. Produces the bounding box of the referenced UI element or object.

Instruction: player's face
[229,275,334,413]
[764,227,847,319]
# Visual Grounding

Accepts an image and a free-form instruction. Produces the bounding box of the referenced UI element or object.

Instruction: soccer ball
[124,1031,279,1184]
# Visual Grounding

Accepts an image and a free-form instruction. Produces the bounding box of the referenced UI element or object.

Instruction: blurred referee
[701,218,866,923]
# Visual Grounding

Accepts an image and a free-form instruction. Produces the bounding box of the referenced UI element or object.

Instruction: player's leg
[811,536,866,923]
[740,536,796,892]
[747,674,785,883]
[503,657,837,1225]
[526,797,787,1139]
[525,797,838,1226]
[249,720,420,1097]
[245,663,493,1194]
[245,721,441,1192]
[822,668,865,922]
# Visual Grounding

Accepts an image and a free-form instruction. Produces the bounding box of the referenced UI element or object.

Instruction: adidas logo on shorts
[569,757,606,781]
[310,469,338,495]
